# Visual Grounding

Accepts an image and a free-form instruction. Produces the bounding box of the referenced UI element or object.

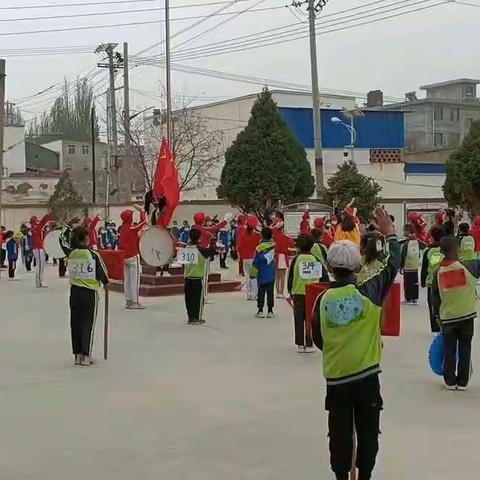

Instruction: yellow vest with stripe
[437,260,477,324]
[459,235,476,261]
[184,246,207,279]
[426,247,444,287]
[69,249,101,290]
[404,239,421,271]
[292,253,321,295]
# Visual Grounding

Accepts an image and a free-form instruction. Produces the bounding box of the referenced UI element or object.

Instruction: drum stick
[104,286,109,360]
[350,430,357,480]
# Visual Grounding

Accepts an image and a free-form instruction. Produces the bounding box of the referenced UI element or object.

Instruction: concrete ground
[0,263,479,480]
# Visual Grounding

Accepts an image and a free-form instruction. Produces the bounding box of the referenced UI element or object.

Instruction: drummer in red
[31,212,51,288]
[118,208,148,310]
[83,215,101,249]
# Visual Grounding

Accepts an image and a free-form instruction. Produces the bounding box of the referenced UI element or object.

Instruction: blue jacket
[179,227,190,244]
[6,238,18,261]
[252,241,276,285]
[218,229,230,249]
[22,234,33,256]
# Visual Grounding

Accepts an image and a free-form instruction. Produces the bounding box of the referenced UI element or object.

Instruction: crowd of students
[4,204,480,480]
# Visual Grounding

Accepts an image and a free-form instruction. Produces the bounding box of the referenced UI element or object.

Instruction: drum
[139,226,175,267]
[44,230,66,259]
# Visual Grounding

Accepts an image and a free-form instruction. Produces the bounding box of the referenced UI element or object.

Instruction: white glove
[224,212,234,222]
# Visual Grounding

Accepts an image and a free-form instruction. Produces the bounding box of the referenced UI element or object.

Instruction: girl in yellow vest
[358,232,385,283]
[431,236,480,390]
[400,223,423,304]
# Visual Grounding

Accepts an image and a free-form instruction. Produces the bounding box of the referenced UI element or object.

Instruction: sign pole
[104,286,109,360]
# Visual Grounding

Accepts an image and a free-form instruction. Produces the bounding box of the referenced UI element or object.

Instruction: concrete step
[108,279,243,297]
[140,273,221,286]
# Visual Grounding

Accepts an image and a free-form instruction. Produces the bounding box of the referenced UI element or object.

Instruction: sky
[1,0,480,124]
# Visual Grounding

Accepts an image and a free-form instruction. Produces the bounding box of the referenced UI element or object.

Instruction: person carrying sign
[60,225,108,366]
[287,234,323,353]
[182,228,216,325]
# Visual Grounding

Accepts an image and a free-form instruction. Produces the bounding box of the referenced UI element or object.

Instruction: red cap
[314,218,324,228]
[193,212,206,226]
[246,215,258,228]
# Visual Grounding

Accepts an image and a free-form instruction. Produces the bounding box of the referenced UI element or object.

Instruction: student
[118,208,148,310]
[457,222,476,261]
[0,225,6,269]
[21,228,34,272]
[357,232,385,283]
[171,221,180,240]
[252,227,276,318]
[60,226,108,366]
[83,215,101,249]
[432,236,480,391]
[288,234,322,353]
[218,225,230,269]
[312,208,399,480]
[334,207,361,246]
[314,217,334,248]
[5,231,18,280]
[238,217,261,300]
[178,220,191,245]
[311,228,328,266]
[469,215,480,255]
[421,225,445,333]
[31,213,51,288]
[400,223,422,304]
[272,224,294,298]
[183,228,216,325]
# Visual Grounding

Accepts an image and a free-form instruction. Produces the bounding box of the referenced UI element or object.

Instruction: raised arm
[130,211,148,233]
[90,215,101,231]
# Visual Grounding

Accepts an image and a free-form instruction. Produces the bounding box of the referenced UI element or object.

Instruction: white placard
[299,261,322,280]
[69,258,96,280]
[177,247,199,265]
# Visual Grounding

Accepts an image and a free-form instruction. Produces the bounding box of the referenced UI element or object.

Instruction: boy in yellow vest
[421,225,445,333]
[287,234,322,353]
[312,208,399,480]
[432,235,480,391]
[400,223,423,304]
[457,222,476,261]
[183,228,216,325]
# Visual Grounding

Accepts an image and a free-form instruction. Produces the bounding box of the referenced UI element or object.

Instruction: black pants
[8,260,16,278]
[69,286,97,356]
[293,294,312,347]
[25,255,33,271]
[220,252,228,268]
[427,287,440,333]
[58,258,67,277]
[443,319,474,388]
[326,375,383,480]
[185,277,204,322]
[0,249,5,267]
[257,282,274,313]
[403,270,418,302]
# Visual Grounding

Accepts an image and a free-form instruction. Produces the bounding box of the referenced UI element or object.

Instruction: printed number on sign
[68,258,96,280]
[177,248,199,265]
[299,261,322,280]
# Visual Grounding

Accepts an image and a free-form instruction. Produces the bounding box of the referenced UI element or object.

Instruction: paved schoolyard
[0,264,479,480]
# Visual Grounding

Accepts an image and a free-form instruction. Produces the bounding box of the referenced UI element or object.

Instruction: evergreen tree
[217,88,315,219]
[443,120,480,214]
[48,171,84,222]
[323,160,381,222]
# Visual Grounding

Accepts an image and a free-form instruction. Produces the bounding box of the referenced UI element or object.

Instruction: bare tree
[126,99,225,194]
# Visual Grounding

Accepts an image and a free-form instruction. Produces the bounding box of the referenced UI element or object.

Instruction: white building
[2,126,26,176]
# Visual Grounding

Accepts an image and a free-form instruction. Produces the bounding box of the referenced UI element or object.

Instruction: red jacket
[470,216,480,252]
[273,229,294,267]
[118,210,147,259]
[193,221,227,248]
[31,214,51,250]
[237,229,261,260]
[85,215,101,248]
[321,230,334,248]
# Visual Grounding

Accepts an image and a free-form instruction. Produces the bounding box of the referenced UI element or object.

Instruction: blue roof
[278,107,405,149]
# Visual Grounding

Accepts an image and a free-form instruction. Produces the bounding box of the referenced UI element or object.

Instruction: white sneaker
[267,312,274,318]
[255,311,266,318]
[445,384,457,391]
[457,385,468,391]
[128,302,146,310]
[304,347,316,353]
[81,355,92,367]
[297,346,305,353]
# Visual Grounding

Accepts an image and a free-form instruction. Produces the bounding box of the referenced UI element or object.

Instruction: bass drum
[44,230,66,259]
[139,226,175,267]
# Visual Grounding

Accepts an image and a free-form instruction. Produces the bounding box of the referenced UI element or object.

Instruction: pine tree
[217,88,315,219]
[323,160,381,222]
[444,120,480,214]
[48,171,84,222]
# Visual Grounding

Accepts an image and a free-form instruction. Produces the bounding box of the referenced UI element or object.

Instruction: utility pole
[96,43,121,200]
[91,102,96,204]
[165,0,173,144]
[307,0,324,194]
[123,42,131,166]
[0,59,6,228]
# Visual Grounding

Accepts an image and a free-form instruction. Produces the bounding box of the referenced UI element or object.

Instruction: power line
[0,0,156,10]
[0,4,286,24]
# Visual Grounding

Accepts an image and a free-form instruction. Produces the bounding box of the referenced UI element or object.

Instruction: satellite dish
[139,226,175,267]
[44,230,66,259]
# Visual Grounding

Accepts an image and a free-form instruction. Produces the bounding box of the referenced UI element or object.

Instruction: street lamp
[331,116,357,161]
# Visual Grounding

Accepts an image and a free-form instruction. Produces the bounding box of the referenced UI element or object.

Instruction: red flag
[153,138,180,228]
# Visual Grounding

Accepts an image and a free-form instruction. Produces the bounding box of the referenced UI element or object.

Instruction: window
[67,144,76,155]
[464,85,476,100]
[434,132,444,147]
[434,107,443,121]
[450,108,460,122]
[81,144,90,156]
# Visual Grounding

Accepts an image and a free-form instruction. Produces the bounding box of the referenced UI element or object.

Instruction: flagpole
[165,0,172,144]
